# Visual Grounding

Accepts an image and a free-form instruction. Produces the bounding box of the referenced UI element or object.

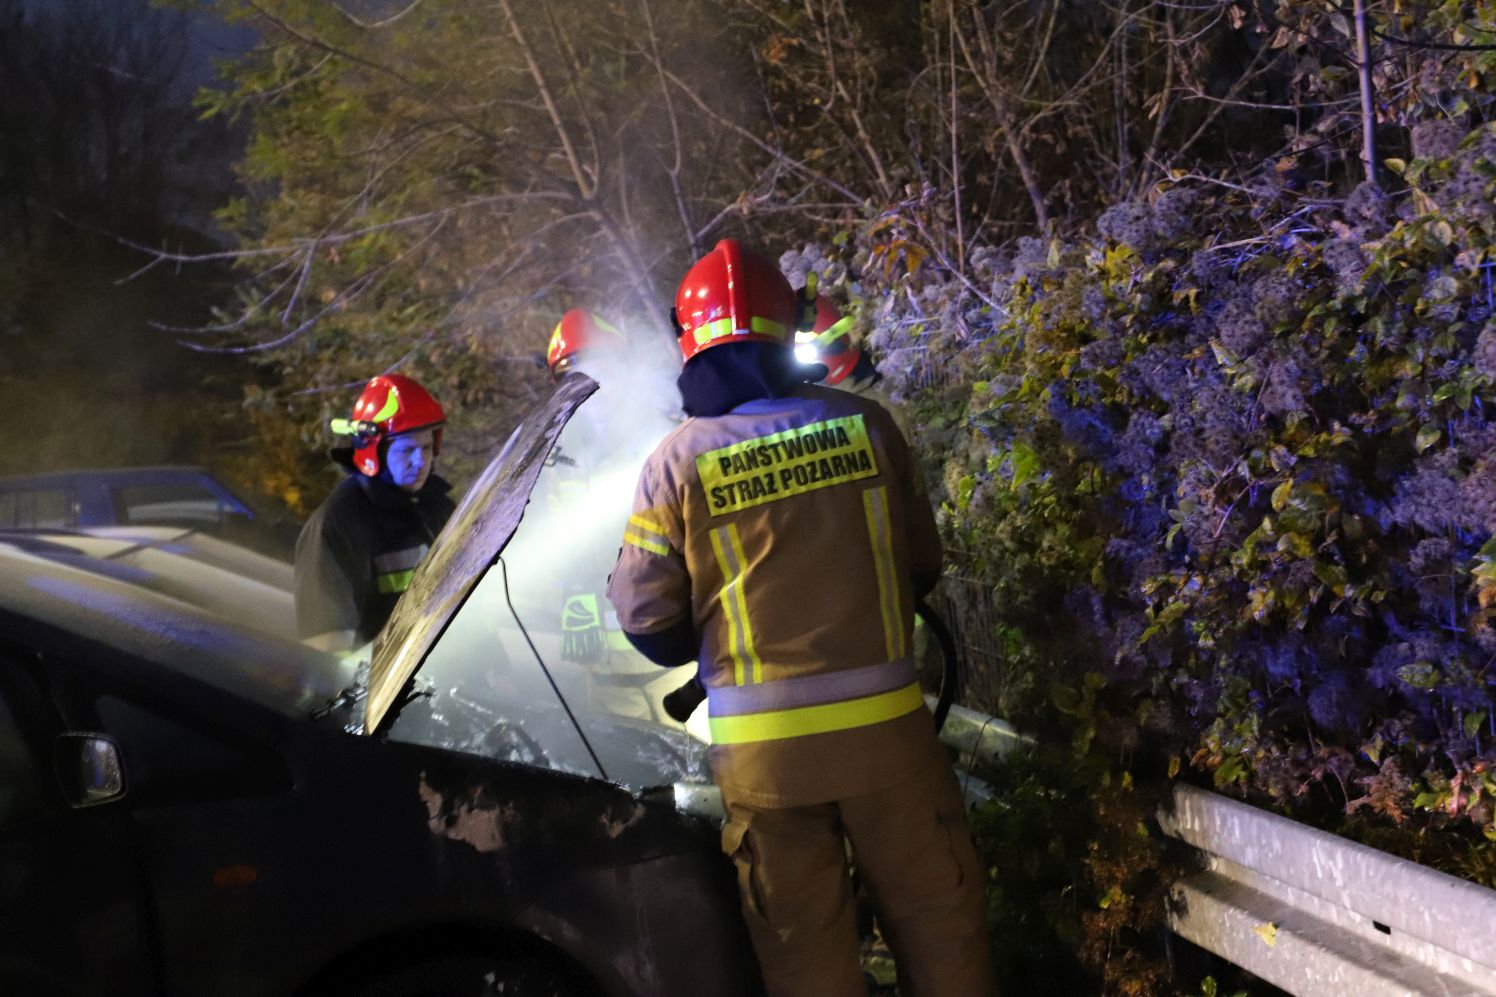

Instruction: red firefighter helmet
[546,308,625,377]
[672,240,797,363]
[330,374,446,477]
[794,294,864,386]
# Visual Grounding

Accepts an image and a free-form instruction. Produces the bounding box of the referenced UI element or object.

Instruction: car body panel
[0,525,295,638]
[0,658,157,995]
[0,544,345,719]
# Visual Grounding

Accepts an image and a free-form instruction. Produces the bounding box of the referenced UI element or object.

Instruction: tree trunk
[1353,0,1378,188]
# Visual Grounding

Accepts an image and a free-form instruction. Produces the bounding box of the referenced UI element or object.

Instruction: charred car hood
[365,374,597,733]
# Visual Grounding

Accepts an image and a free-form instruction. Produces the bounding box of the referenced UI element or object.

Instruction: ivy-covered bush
[785,118,1496,994]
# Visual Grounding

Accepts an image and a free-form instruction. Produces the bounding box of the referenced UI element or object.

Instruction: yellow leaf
[1271,479,1293,512]
[1253,922,1278,947]
[1168,756,1182,779]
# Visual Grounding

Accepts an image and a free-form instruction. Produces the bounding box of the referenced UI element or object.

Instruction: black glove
[663,676,707,723]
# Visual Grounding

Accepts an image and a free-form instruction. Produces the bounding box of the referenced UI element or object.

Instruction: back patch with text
[696,414,879,515]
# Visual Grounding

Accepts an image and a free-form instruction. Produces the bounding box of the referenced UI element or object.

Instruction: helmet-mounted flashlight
[329,417,381,445]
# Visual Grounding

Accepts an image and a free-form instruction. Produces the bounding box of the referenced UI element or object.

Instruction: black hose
[499,556,610,782]
[915,598,960,734]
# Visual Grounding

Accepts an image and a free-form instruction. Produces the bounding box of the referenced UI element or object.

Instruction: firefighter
[294,374,456,653]
[795,293,881,391]
[538,307,700,721]
[540,309,629,664]
[606,240,996,996]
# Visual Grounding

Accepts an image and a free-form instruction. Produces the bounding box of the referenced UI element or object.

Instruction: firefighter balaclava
[546,308,626,378]
[330,374,446,479]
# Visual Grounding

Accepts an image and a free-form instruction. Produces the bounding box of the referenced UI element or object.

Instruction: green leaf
[1466,711,1488,739]
[1415,424,1442,453]
[1383,158,1407,176]
[1010,444,1041,491]
[956,475,976,512]
[1312,561,1349,595]
[1397,661,1439,691]
[1051,683,1082,715]
[1270,479,1293,512]
[1277,532,1314,558]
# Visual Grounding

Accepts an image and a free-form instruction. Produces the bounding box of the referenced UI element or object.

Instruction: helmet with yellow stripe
[671,239,799,363]
[547,308,626,378]
[330,374,446,478]
[794,294,866,386]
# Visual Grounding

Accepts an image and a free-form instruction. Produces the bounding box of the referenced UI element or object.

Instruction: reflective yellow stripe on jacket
[706,658,923,745]
[373,545,427,595]
[710,524,762,685]
[625,513,671,556]
[698,498,925,745]
[862,486,907,661]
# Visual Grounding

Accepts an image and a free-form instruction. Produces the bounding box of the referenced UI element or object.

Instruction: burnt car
[0,374,761,997]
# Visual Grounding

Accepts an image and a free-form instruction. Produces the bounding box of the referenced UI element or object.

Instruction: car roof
[0,541,347,719]
[0,466,221,489]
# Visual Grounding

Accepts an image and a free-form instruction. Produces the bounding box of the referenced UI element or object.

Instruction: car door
[0,652,157,996]
[36,650,318,997]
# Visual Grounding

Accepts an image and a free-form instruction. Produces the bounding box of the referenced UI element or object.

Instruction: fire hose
[661,599,961,734]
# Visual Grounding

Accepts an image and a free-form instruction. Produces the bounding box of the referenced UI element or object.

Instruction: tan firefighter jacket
[606,384,943,807]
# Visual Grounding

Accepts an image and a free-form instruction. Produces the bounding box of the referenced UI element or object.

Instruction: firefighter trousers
[720,755,997,997]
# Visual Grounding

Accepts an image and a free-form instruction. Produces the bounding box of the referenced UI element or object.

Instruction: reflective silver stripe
[707,658,917,717]
[373,545,427,574]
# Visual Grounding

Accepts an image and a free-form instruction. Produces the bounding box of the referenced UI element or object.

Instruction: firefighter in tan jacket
[606,239,996,997]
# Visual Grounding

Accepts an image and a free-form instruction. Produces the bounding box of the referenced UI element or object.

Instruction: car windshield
[384,374,711,792]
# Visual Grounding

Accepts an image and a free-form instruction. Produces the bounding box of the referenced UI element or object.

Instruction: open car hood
[364,374,597,733]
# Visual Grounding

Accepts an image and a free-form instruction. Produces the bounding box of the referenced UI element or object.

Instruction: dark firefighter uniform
[293,473,448,649]
[295,469,454,647]
[295,373,453,649]
[607,380,994,996]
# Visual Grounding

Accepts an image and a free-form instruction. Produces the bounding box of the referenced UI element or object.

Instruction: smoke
[402,308,709,787]
[503,308,683,635]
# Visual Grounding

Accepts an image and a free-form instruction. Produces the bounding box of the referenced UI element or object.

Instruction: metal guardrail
[1159,783,1496,996]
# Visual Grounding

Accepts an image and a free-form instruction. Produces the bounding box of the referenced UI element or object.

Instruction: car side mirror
[55,733,126,807]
